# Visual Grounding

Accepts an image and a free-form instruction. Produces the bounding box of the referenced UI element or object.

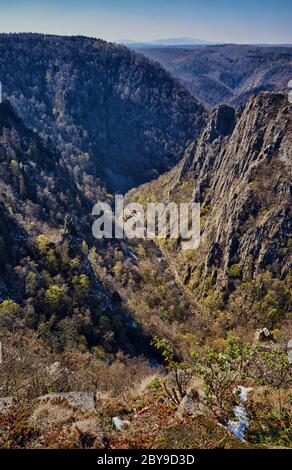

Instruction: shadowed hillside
[0,33,206,192]
[136,44,292,107]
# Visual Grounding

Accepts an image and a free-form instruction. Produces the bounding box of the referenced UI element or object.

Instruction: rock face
[130,92,291,297]
[173,92,291,283]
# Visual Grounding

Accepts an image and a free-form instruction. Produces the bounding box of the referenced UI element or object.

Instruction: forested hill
[0,33,206,192]
[137,44,292,108]
[0,99,151,356]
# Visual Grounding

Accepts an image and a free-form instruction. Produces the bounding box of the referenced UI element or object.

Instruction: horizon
[0,0,291,44]
[0,32,291,47]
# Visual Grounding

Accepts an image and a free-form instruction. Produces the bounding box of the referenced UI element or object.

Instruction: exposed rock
[38,392,96,413]
[255,328,274,342]
[288,340,292,364]
[176,386,207,421]
[0,397,14,414]
[112,416,130,431]
[46,362,62,380]
[176,396,204,420]
[167,92,291,289]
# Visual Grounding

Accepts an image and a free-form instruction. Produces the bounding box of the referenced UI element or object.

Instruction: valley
[0,34,291,450]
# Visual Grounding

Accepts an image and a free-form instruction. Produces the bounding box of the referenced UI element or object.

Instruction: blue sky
[0,0,291,43]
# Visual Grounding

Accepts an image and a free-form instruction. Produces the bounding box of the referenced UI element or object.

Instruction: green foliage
[256,349,291,389]
[36,235,50,256]
[78,335,88,349]
[72,274,90,297]
[10,159,19,172]
[0,299,22,317]
[25,271,38,296]
[69,257,81,269]
[36,235,59,270]
[91,346,106,361]
[192,335,253,423]
[81,240,89,255]
[149,377,162,390]
[152,337,193,404]
[228,271,290,329]
[203,291,224,310]
[44,284,67,309]
[228,263,242,279]
[38,321,49,337]
[113,261,123,278]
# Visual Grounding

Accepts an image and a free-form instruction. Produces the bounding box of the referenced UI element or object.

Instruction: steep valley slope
[126,92,291,342]
[0,33,206,192]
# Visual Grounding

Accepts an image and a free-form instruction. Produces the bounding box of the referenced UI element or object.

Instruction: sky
[0,0,291,44]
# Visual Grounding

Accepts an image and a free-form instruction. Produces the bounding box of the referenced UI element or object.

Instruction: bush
[44,284,67,309]
[228,263,242,278]
[36,234,49,255]
[0,299,22,317]
[149,377,162,390]
[91,346,107,361]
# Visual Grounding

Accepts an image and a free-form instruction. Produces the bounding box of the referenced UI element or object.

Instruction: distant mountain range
[117,37,216,47]
[136,44,292,107]
[117,38,292,48]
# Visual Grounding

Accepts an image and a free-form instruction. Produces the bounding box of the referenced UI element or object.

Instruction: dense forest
[0,33,206,192]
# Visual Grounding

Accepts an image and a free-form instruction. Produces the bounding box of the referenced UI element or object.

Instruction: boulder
[175,385,208,421]
[112,416,130,431]
[46,361,62,380]
[0,397,14,414]
[255,328,274,342]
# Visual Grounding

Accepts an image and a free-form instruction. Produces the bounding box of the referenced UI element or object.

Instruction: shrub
[228,263,242,278]
[92,346,107,361]
[152,336,193,405]
[0,299,22,317]
[149,377,162,390]
[44,284,67,309]
[25,272,38,296]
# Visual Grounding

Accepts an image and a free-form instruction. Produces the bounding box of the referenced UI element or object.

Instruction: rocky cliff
[129,92,291,298]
